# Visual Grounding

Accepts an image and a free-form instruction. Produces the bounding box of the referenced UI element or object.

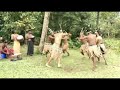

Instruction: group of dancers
[44,29,107,71]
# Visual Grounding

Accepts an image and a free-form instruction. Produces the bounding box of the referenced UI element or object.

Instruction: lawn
[0,39,120,78]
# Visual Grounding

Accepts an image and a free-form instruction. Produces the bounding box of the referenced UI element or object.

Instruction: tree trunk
[96,12,100,29]
[39,12,51,53]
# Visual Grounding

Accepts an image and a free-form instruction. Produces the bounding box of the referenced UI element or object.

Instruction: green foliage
[35,47,41,54]
[0,12,44,41]
[69,39,74,48]
[104,38,120,53]
[69,39,82,49]
[0,12,120,46]
[49,12,93,39]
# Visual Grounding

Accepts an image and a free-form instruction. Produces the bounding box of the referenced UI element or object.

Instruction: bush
[34,46,41,54]
[69,39,82,49]
[69,39,74,48]
[104,38,120,53]
[34,37,40,45]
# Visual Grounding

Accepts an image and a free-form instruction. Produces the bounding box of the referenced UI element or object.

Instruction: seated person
[1,40,22,61]
[1,40,14,58]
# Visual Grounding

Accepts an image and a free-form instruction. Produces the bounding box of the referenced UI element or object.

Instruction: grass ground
[0,43,120,78]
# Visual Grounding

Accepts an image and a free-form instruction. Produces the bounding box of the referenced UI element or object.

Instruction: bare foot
[46,63,51,67]
[92,66,96,71]
[92,68,95,71]
[105,62,107,65]
[58,64,62,68]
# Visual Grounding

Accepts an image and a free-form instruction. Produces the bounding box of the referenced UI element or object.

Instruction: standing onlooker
[11,30,22,61]
[25,30,35,56]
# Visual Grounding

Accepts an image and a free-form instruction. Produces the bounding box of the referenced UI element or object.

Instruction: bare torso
[86,34,96,46]
[54,33,63,46]
[54,32,68,46]
[48,35,54,44]
[63,36,69,44]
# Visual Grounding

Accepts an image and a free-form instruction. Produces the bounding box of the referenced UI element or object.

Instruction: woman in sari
[11,30,22,61]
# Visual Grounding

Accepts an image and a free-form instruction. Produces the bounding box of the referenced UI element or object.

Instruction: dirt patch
[63,66,73,72]
[63,65,83,73]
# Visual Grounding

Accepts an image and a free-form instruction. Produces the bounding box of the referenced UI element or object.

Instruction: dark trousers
[27,41,34,55]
